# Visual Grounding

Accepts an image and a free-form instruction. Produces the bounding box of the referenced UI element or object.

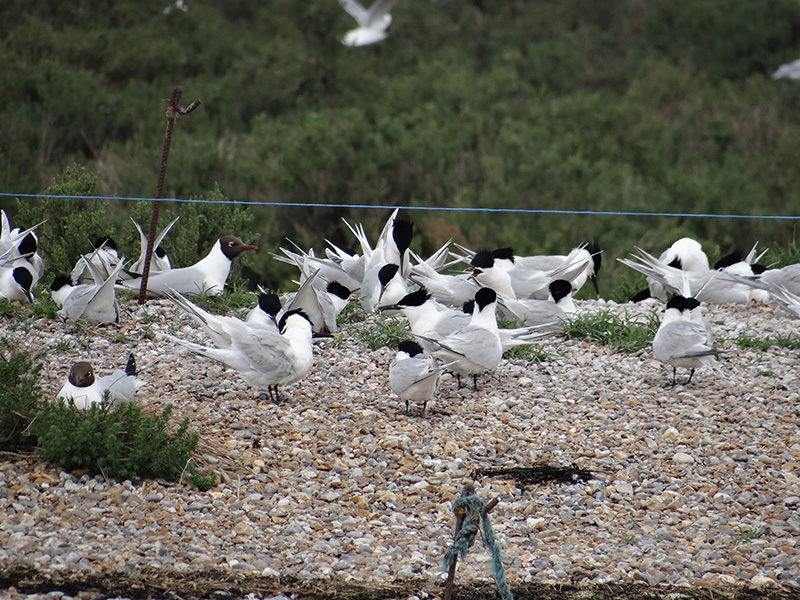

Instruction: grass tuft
[562,309,659,353]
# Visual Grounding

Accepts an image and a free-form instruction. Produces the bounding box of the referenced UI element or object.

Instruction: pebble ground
[1,297,799,598]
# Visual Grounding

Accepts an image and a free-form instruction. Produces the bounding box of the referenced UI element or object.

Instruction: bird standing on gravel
[57,354,144,410]
[389,340,448,416]
[652,295,725,386]
[165,290,314,402]
[414,287,503,391]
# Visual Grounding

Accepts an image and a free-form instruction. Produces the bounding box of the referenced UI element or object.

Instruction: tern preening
[652,295,725,386]
[338,0,401,46]
[414,287,503,391]
[165,291,314,402]
[389,340,448,416]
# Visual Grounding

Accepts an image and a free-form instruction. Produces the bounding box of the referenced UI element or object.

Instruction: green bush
[30,400,215,489]
[0,341,45,451]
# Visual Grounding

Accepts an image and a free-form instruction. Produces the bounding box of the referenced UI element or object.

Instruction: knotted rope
[442,489,514,600]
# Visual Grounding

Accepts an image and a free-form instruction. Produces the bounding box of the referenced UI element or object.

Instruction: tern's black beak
[377,303,402,312]
[591,274,600,299]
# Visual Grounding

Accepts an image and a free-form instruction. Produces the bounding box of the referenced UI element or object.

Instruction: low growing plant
[0,341,45,451]
[503,343,551,362]
[355,316,409,350]
[562,309,659,353]
[30,400,215,490]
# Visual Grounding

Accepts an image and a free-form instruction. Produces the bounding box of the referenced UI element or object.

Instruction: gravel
[1,296,799,596]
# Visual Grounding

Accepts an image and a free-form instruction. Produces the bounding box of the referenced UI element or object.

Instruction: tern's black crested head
[474,287,497,310]
[685,297,701,311]
[94,236,117,251]
[392,217,414,254]
[68,361,95,387]
[398,340,424,357]
[630,288,652,303]
[12,267,33,292]
[583,242,602,273]
[258,292,282,317]
[326,281,352,300]
[219,236,259,260]
[154,246,167,258]
[470,250,495,270]
[462,299,475,314]
[751,264,767,275]
[714,251,743,270]
[491,247,515,262]
[17,232,38,255]
[279,308,312,332]
[396,287,431,307]
[51,274,72,292]
[378,263,400,287]
[668,257,682,270]
[549,279,573,302]
[125,354,137,377]
[666,295,688,311]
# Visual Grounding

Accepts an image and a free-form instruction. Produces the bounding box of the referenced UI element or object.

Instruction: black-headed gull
[119,236,257,297]
[57,354,144,410]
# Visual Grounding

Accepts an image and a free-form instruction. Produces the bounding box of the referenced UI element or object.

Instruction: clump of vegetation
[0,340,45,451]
[734,334,800,351]
[562,310,659,353]
[503,343,550,363]
[355,316,409,349]
[30,400,216,490]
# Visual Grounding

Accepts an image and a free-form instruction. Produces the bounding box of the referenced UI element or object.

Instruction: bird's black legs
[685,368,695,385]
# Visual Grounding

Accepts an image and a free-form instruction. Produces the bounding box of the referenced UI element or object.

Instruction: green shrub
[30,400,215,489]
[0,341,45,451]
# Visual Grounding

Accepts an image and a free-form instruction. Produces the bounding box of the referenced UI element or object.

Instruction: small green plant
[0,341,45,451]
[192,284,257,314]
[30,400,215,489]
[504,343,550,362]
[110,333,129,344]
[337,300,366,327]
[0,298,18,318]
[733,334,800,351]
[756,370,773,377]
[562,309,659,353]
[735,527,764,543]
[733,335,772,351]
[54,340,72,352]
[610,273,649,304]
[356,317,409,349]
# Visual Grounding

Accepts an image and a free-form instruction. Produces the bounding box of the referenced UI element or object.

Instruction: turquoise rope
[442,492,514,600]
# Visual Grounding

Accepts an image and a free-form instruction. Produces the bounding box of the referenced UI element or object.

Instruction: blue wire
[1,191,799,220]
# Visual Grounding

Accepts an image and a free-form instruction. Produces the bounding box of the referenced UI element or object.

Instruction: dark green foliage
[30,400,213,488]
[562,310,660,353]
[0,341,45,451]
[3,1,800,295]
[13,164,109,277]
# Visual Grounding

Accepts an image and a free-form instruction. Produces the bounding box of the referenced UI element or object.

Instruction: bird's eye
[228,241,235,247]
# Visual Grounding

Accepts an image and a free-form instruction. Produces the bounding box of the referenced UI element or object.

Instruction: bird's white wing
[338,0,369,24]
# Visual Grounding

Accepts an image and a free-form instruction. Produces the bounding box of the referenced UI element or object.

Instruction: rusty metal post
[138,86,202,304]
[443,483,499,600]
